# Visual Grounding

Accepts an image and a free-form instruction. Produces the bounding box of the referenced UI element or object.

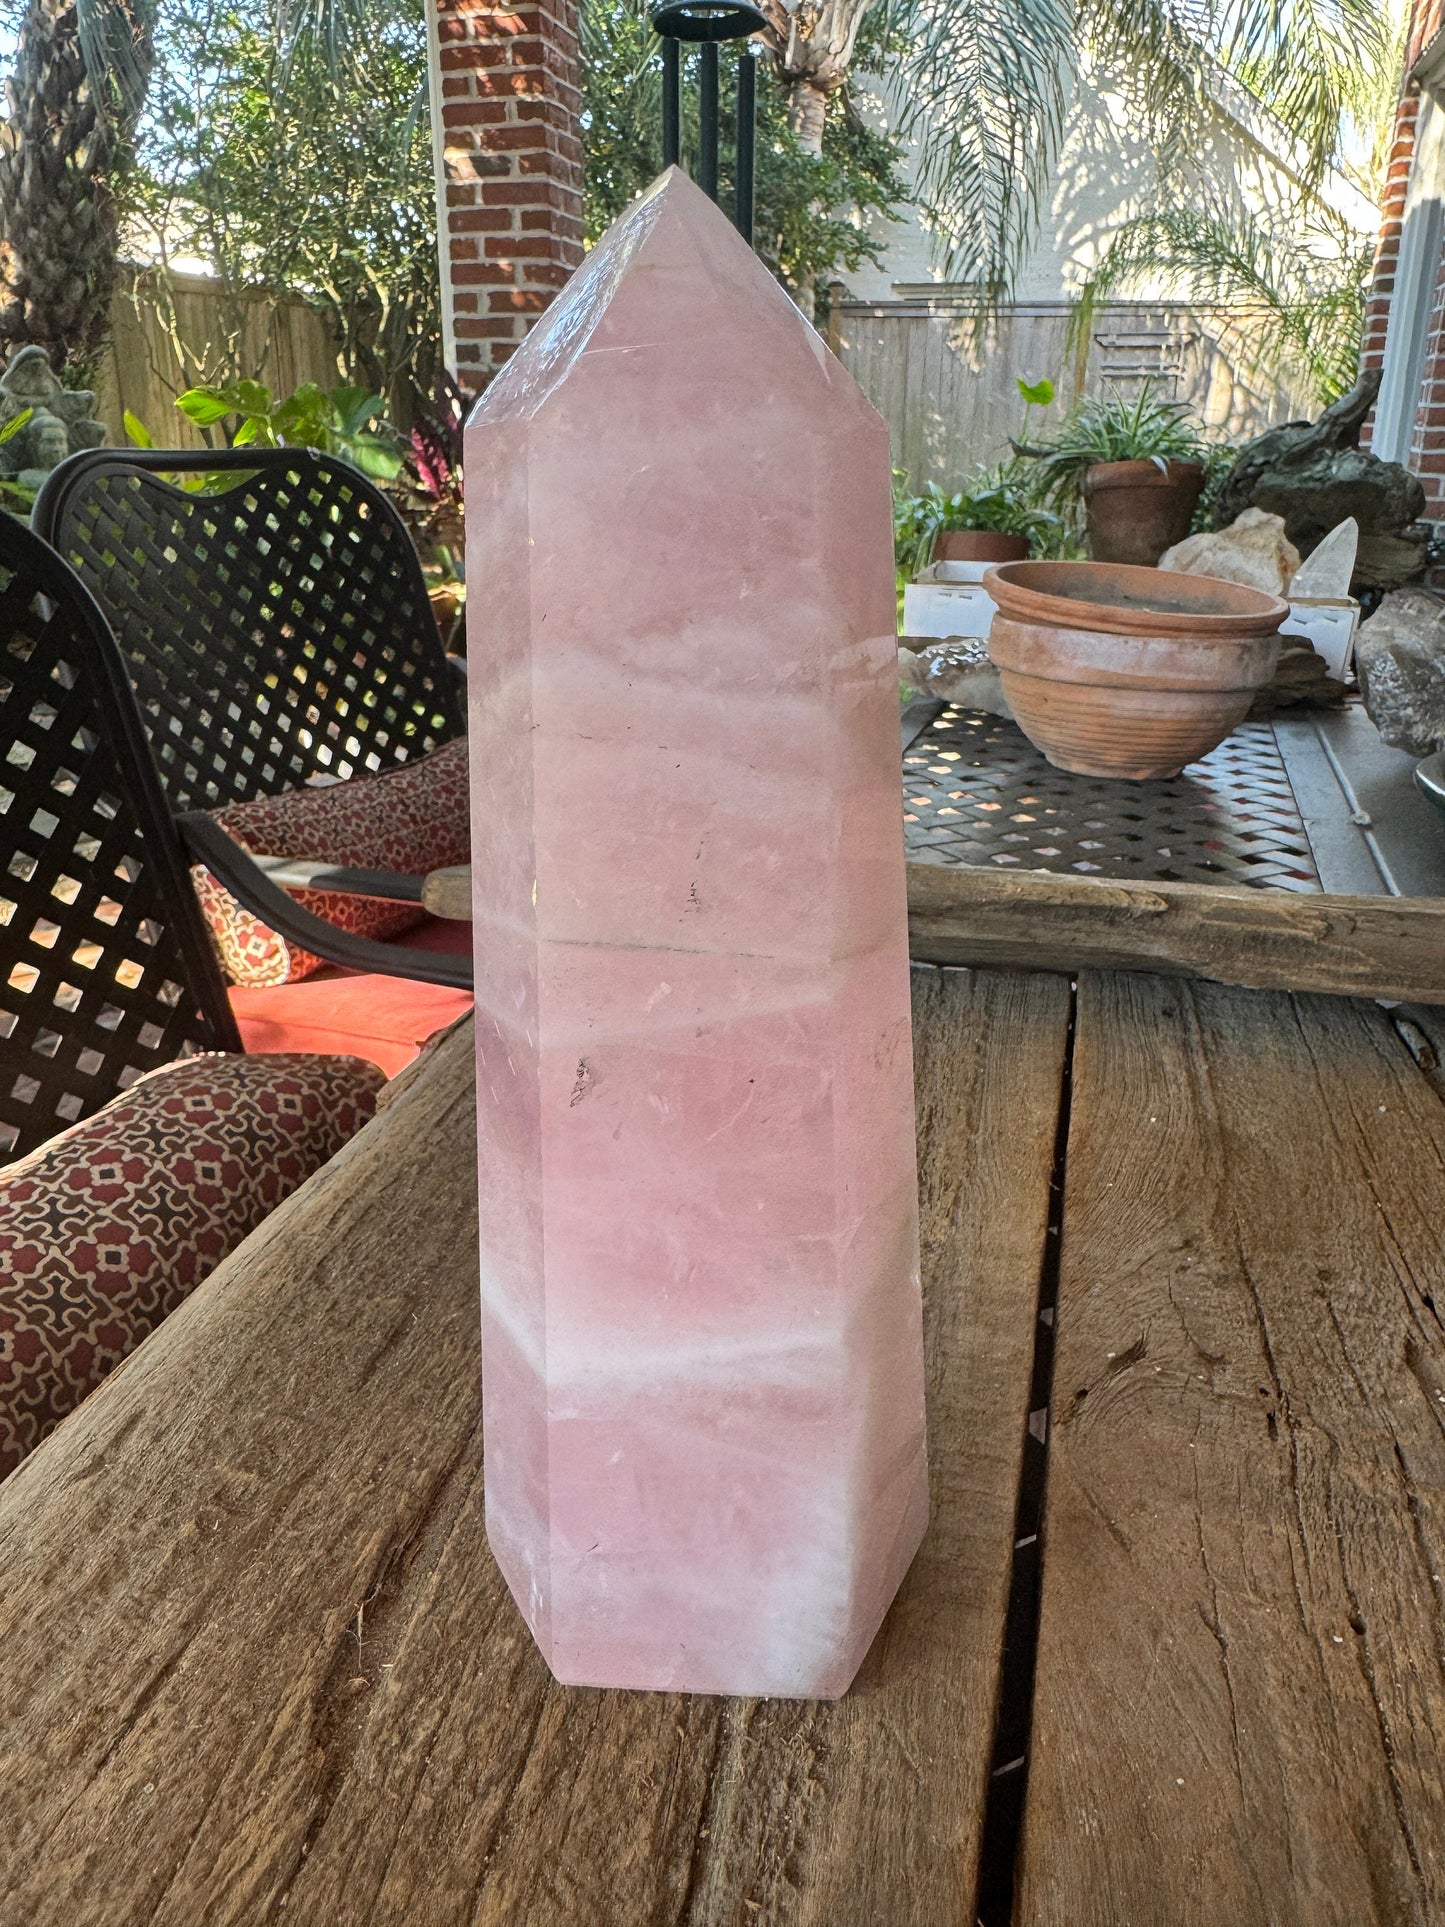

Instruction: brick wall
[1361,86,1420,374]
[430,0,586,388]
[1359,0,1445,516]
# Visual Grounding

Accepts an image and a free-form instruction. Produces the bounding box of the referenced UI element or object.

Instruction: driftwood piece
[0,969,1070,1925]
[1018,975,1445,1926]
[907,862,1445,1005]
[430,860,1445,1005]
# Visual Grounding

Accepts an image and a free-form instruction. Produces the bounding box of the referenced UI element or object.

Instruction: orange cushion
[229,916,473,1076]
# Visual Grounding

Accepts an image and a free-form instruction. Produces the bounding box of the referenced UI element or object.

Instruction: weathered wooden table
[2,963,1445,1925]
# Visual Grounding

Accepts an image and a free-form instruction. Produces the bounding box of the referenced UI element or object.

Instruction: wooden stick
[906,863,1445,1005]
[422,863,471,921]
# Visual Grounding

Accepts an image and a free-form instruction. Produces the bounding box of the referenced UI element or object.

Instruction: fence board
[93,270,341,448]
[835,297,1317,487]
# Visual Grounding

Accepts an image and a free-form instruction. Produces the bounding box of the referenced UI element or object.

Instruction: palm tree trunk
[0,0,155,376]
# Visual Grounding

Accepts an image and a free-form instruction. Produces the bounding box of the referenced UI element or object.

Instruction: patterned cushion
[0,1051,384,1479]
[193,734,470,987]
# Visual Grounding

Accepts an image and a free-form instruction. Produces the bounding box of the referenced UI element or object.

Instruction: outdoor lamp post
[650,0,765,244]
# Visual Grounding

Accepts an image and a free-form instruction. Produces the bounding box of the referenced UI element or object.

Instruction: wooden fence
[831,295,1319,488]
[88,276,1313,476]
[92,270,341,447]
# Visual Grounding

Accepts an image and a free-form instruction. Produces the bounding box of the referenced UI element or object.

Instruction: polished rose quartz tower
[465,167,927,1699]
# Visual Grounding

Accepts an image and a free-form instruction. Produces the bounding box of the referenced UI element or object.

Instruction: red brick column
[1361,84,1421,376]
[428,0,586,388]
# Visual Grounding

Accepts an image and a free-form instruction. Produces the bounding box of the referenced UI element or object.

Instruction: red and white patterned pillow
[0,1051,384,1479]
[192,734,470,987]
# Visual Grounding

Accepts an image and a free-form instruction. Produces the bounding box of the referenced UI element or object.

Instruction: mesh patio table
[901,695,1445,899]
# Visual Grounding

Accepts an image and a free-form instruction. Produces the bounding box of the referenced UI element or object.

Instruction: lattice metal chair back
[32,448,464,814]
[0,516,240,1163]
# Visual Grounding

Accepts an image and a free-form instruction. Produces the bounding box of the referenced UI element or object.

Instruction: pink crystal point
[465,168,928,1699]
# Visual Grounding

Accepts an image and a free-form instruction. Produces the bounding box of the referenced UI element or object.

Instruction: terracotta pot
[1082,459,1205,566]
[984,560,1287,779]
[933,529,1031,565]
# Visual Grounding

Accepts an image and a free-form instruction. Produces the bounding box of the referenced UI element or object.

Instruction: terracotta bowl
[984,560,1287,780]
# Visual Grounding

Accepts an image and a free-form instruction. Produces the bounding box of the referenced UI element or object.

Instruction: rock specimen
[1246,639,1347,718]
[465,169,928,1699]
[0,346,104,485]
[1212,371,1428,591]
[899,637,1013,715]
[1355,588,1445,756]
[1159,507,1300,596]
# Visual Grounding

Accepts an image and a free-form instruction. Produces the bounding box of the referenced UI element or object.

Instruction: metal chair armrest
[247,855,425,903]
[178,813,473,992]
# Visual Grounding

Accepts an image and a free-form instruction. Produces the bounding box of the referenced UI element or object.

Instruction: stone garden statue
[0,346,105,486]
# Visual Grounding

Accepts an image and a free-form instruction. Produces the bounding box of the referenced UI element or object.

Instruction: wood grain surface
[907,863,1445,1005]
[0,966,1069,1926]
[1018,975,1445,1926]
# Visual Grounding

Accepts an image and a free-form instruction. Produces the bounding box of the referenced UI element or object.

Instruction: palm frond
[1074,0,1218,177]
[1074,198,1372,402]
[76,0,157,128]
[884,0,1074,300]
[1215,0,1391,186]
[270,0,394,83]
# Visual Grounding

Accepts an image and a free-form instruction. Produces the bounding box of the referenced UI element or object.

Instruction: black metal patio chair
[31,446,464,813]
[0,513,469,1164]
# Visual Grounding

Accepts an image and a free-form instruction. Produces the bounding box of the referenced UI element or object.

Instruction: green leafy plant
[1190,439,1241,536]
[133,0,439,422]
[743,0,1392,314]
[893,461,1063,578]
[173,379,404,479]
[0,408,35,448]
[0,407,38,518]
[1015,373,1055,447]
[1018,383,1210,509]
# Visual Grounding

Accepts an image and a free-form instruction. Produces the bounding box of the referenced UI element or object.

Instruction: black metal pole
[661,36,681,169]
[734,47,755,242]
[698,39,719,202]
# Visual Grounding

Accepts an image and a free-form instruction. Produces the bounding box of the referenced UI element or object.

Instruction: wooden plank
[0,968,1069,1926]
[836,302,1313,489]
[1018,975,1445,1926]
[906,862,1445,1005]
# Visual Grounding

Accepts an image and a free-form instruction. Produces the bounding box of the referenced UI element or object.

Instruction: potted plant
[895,463,1062,577]
[1021,385,1210,566]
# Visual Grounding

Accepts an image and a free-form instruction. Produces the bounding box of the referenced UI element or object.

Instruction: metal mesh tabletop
[904,707,1322,892]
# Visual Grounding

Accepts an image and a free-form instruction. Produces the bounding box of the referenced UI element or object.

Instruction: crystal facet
[466,168,928,1699]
